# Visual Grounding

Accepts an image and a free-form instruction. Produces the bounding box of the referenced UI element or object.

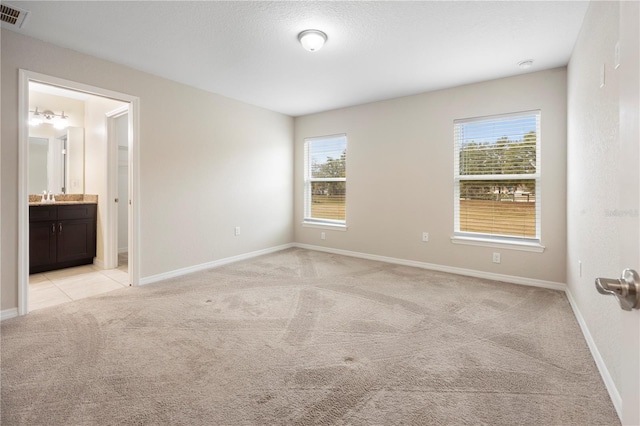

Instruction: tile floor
[29,252,129,312]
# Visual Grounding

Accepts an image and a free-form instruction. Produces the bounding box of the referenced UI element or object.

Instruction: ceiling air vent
[0,4,29,28]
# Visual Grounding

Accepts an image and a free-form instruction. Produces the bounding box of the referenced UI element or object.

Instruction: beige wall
[567,0,624,396]
[295,68,568,283]
[1,30,294,311]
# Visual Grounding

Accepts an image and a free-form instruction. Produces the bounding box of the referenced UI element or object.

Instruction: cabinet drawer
[29,205,57,222]
[57,204,97,220]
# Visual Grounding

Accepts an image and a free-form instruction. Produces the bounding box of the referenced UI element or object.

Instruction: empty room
[1,1,639,425]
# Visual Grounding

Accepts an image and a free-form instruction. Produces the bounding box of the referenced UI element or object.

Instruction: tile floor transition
[29,252,129,312]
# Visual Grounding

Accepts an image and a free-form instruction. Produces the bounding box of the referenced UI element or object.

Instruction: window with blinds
[304,134,347,225]
[454,111,540,242]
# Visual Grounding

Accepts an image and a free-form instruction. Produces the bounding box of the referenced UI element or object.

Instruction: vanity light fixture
[29,107,43,126]
[29,107,69,129]
[298,29,327,52]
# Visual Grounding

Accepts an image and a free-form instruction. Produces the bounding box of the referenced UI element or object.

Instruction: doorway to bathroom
[18,70,140,315]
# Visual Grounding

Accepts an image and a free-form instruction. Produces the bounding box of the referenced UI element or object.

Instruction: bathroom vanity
[29,201,97,274]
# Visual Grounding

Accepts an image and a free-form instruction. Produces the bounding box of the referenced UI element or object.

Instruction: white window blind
[454,111,541,242]
[304,134,347,225]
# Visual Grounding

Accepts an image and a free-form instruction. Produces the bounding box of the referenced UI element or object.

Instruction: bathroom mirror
[28,127,85,195]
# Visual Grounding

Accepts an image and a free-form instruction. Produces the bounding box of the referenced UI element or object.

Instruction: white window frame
[452,110,544,252]
[303,134,347,229]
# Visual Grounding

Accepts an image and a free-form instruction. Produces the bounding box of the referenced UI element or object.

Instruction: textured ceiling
[3,1,589,116]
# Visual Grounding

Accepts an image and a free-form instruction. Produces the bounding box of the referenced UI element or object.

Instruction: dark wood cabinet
[29,204,97,274]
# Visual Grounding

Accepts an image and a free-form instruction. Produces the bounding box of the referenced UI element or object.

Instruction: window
[454,111,541,244]
[304,134,347,226]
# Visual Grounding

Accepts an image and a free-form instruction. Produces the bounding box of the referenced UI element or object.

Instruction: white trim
[118,247,128,254]
[18,70,141,317]
[451,235,545,252]
[565,288,622,419]
[139,243,295,286]
[1,308,19,321]
[18,70,29,316]
[293,243,565,291]
[304,133,347,143]
[302,222,348,231]
[92,258,105,270]
[454,109,542,125]
[128,100,141,288]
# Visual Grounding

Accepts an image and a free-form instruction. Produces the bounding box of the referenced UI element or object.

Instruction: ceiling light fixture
[518,59,534,69]
[298,29,327,52]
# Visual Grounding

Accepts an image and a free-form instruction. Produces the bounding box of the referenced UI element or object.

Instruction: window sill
[450,235,545,252]
[302,222,348,231]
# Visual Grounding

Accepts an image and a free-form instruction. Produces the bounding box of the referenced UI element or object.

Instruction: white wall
[1,30,294,311]
[66,127,85,194]
[567,0,624,400]
[295,68,568,284]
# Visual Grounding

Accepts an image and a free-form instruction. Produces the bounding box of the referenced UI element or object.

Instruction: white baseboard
[293,243,566,291]
[118,247,128,254]
[93,258,105,270]
[1,308,18,321]
[139,241,564,290]
[564,288,622,419]
[139,243,295,286]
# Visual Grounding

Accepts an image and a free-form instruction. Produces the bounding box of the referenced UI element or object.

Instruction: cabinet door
[29,221,57,272]
[56,219,96,263]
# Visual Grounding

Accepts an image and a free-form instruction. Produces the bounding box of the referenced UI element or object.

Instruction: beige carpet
[1,248,619,425]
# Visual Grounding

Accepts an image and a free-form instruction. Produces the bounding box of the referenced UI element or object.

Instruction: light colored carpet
[1,248,619,425]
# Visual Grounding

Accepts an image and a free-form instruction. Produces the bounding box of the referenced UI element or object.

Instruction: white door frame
[618,1,640,423]
[18,70,141,315]
[105,106,129,271]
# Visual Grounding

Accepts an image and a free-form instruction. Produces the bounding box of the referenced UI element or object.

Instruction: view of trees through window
[305,136,346,222]
[311,150,346,220]
[456,113,539,239]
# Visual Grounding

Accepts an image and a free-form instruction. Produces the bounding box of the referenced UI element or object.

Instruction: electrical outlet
[234,226,240,236]
[321,232,326,240]
[422,232,429,242]
[492,252,501,264]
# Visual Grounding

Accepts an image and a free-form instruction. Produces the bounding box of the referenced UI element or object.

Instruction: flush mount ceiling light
[298,29,327,52]
[518,59,534,69]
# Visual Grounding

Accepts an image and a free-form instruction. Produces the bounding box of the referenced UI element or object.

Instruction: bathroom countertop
[28,194,98,206]
[29,200,98,206]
